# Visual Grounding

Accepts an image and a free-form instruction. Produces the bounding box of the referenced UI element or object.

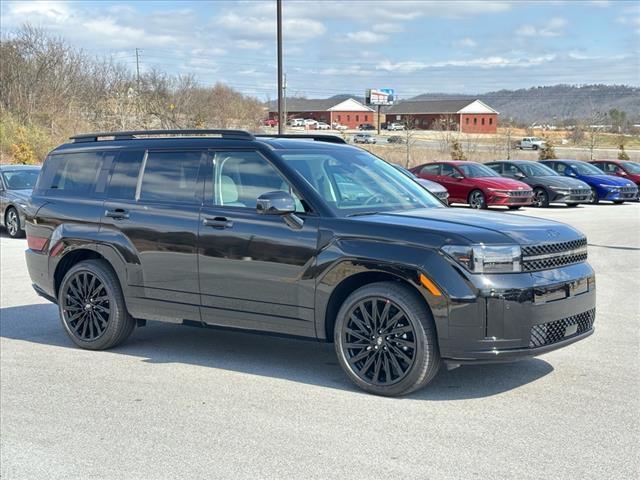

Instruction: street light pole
[277,0,284,135]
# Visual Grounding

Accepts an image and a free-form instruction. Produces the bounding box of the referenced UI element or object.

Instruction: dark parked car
[26,130,595,397]
[589,160,640,188]
[1,164,41,238]
[391,164,449,204]
[387,135,406,144]
[540,160,638,204]
[411,161,533,209]
[358,124,375,130]
[486,160,591,207]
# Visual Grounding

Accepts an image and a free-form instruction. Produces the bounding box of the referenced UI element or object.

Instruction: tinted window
[621,161,640,174]
[420,164,440,175]
[107,150,144,199]
[567,162,603,175]
[1,169,40,189]
[47,152,107,196]
[504,163,521,176]
[441,164,456,177]
[139,151,202,203]
[519,162,558,176]
[457,163,500,178]
[213,151,302,210]
[487,163,503,174]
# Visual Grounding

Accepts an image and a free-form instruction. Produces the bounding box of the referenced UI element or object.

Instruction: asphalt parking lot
[1,203,639,479]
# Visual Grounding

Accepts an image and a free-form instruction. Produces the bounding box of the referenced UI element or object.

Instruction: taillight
[27,235,48,252]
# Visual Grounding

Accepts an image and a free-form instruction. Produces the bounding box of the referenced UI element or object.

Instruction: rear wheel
[334,282,441,396]
[58,259,135,350]
[468,190,487,209]
[532,145,539,151]
[532,187,549,208]
[5,207,24,238]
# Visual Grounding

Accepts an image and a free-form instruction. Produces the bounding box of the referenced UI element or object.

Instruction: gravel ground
[1,203,638,480]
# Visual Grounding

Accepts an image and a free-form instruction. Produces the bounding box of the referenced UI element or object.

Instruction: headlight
[599,184,619,190]
[442,244,522,273]
[549,186,569,193]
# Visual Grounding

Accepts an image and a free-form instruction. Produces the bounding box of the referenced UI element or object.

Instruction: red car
[263,118,278,127]
[411,161,533,209]
[589,160,640,188]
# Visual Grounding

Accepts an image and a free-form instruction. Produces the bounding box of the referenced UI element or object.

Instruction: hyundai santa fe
[25,130,596,396]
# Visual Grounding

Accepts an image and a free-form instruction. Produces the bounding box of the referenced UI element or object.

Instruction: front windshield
[278,149,444,215]
[2,170,39,190]
[457,163,501,178]
[519,162,558,177]
[621,161,640,174]
[568,162,605,175]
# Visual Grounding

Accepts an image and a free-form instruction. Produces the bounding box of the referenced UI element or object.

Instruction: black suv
[26,130,596,396]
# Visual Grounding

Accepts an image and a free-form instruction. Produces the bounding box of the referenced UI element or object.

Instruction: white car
[315,122,330,130]
[289,118,305,127]
[387,123,406,131]
[517,137,546,150]
[303,119,318,127]
[332,123,348,131]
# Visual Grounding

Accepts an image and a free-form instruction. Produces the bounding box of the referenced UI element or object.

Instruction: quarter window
[139,151,202,203]
[420,164,440,175]
[47,152,109,196]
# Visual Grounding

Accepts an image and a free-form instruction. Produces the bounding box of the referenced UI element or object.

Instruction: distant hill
[410,85,640,125]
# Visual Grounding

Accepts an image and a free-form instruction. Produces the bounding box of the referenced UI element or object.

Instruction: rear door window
[107,150,144,200]
[441,164,456,177]
[488,163,503,174]
[138,150,204,204]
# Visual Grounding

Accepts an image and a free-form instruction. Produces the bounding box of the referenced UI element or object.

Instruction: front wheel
[566,203,579,207]
[508,206,521,210]
[532,187,549,208]
[532,145,539,150]
[58,259,135,350]
[468,189,487,209]
[334,282,441,396]
[5,207,24,238]
[613,200,624,204]
[590,188,599,204]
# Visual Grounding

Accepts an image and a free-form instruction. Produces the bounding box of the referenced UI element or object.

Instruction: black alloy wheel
[335,282,441,396]
[5,207,23,238]
[532,187,549,208]
[590,187,599,204]
[59,259,135,350]
[468,190,487,209]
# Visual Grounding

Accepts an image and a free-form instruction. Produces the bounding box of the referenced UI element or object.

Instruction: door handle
[203,217,233,229]
[105,208,130,220]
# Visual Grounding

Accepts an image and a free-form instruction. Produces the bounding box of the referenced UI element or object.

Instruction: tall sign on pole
[277,0,284,134]
[365,88,395,135]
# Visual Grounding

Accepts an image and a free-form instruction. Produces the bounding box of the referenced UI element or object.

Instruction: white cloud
[372,23,403,33]
[516,17,567,37]
[82,18,176,47]
[376,54,557,72]
[345,31,387,44]
[454,37,477,48]
[236,40,264,50]
[214,12,326,41]
[617,12,640,35]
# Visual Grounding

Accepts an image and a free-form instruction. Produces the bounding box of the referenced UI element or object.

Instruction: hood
[416,178,447,193]
[6,189,32,203]
[574,174,636,187]
[528,176,589,189]
[351,208,583,246]
[471,177,532,190]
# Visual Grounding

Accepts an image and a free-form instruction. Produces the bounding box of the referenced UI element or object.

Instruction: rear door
[197,149,318,337]
[101,149,206,323]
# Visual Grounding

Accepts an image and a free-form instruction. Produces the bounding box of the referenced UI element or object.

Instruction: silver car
[1,164,41,238]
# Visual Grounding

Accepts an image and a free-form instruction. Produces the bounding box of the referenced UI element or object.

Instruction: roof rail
[70,129,255,143]
[254,134,347,144]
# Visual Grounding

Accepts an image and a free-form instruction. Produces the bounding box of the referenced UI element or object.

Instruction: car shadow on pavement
[1,303,553,400]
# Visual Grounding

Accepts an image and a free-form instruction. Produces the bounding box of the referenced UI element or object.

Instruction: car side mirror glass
[256,191,296,215]
[515,172,525,178]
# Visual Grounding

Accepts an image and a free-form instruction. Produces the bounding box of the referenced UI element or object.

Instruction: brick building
[384,99,499,134]
[269,98,375,129]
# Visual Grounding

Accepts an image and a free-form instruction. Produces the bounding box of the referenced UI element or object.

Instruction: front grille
[529,309,595,348]
[621,186,637,193]
[570,188,591,196]
[508,190,532,197]
[521,238,588,272]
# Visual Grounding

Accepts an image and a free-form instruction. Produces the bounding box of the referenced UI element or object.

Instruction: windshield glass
[519,162,558,176]
[567,162,605,175]
[621,161,640,174]
[2,169,39,190]
[457,163,501,178]
[278,149,444,215]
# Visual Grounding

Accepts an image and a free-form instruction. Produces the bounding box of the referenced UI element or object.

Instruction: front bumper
[551,191,591,204]
[439,262,596,363]
[601,188,638,201]
[488,194,533,206]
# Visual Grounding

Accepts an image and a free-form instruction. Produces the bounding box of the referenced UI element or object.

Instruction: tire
[532,187,549,208]
[590,188,599,204]
[566,203,579,207]
[613,200,624,204]
[508,206,521,210]
[468,189,487,209]
[334,282,441,397]
[532,145,539,151]
[58,259,135,350]
[5,207,24,238]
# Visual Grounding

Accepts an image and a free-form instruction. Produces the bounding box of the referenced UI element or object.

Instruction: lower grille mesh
[529,309,595,348]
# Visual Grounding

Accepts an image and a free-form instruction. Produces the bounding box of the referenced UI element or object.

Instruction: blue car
[540,160,639,204]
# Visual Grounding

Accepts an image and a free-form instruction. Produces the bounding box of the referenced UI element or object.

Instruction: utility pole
[283,73,287,129]
[276,0,284,134]
[135,48,141,90]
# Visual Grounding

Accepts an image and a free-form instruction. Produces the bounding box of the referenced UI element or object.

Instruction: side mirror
[256,191,296,215]
[452,173,463,180]
[515,172,525,179]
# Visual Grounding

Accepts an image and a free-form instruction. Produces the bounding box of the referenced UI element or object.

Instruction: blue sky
[1,0,638,100]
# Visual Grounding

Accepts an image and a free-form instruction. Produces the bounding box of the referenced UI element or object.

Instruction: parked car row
[407,159,638,209]
[1,164,41,238]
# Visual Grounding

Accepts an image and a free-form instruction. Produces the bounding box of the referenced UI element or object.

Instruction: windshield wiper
[346,211,381,217]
